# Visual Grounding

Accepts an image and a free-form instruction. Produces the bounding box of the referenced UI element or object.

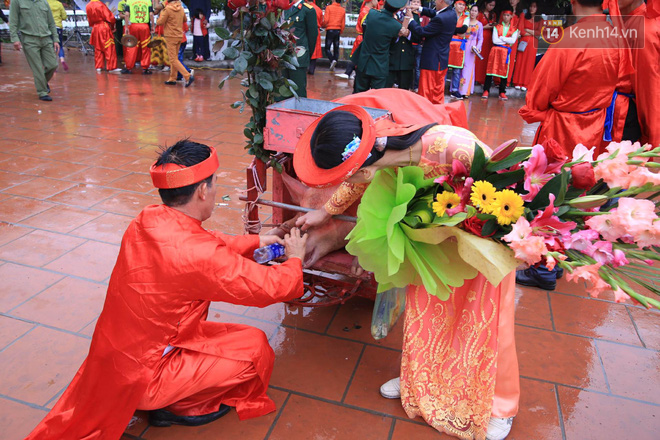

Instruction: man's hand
[14,41,22,51]
[405,7,413,19]
[54,42,60,54]
[295,208,332,232]
[284,228,308,262]
[259,234,284,248]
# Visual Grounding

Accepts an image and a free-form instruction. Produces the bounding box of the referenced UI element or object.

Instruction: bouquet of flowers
[345,140,660,310]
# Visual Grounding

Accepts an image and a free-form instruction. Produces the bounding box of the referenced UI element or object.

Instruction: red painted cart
[241,98,392,306]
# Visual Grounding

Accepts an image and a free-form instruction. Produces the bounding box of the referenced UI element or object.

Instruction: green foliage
[217,7,299,171]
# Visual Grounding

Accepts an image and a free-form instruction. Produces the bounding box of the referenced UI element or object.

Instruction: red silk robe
[86,0,118,70]
[629,3,660,146]
[25,205,304,440]
[310,1,323,59]
[519,14,620,153]
[475,11,496,84]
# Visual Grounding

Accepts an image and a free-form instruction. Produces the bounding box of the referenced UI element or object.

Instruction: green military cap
[386,0,407,8]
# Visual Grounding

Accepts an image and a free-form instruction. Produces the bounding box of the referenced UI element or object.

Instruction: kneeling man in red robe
[25,140,307,439]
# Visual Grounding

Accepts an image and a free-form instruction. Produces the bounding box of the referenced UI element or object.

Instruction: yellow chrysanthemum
[490,189,525,225]
[470,180,497,213]
[432,192,461,217]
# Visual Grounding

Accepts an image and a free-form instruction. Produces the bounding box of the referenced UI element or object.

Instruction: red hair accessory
[455,0,467,4]
[501,9,513,14]
[150,146,219,189]
[293,105,376,188]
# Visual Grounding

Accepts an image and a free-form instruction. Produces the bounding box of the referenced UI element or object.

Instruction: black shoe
[516,267,557,291]
[148,404,231,427]
[185,75,195,88]
[143,69,153,75]
[120,68,131,74]
[39,95,52,101]
[164,81,177,85]
[47,84,50,94]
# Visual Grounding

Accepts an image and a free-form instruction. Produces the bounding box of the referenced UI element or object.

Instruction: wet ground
[0,46,659,440]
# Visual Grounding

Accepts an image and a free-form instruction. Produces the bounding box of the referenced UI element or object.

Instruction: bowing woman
[292,89,520,440]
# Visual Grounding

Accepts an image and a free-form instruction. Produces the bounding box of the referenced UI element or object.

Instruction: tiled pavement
[0,47,659,440]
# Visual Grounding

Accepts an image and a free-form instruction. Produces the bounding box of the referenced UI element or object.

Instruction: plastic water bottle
[253,243,286,264]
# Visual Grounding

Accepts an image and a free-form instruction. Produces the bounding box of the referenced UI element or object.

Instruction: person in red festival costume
[511,1,540,90]
[24,140,307,439]
[519,0,624,154]
[475,0,497,85]
[616,0,660,148]
[86,0,121,73]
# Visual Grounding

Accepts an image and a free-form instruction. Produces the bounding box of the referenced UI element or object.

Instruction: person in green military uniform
[386,7,421,90]
[283,0,318,98]
[352,0,408,93]
[9,0,60,101]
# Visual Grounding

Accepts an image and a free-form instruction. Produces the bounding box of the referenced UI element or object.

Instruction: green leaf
[528,172,565,211]
[247,84,259,98]
[218,79,226,90]
[214,27,231,40]
[432,212,467,226]
[554,170,569,206]
[230,100,243,109]
[258,78,273,91]
[488,169,525,189]
[470,143,487,180]
[253,134,264,145]
[485,149,532,172]
[466,205,478,218]
[476,213,496,221]
[223,47,240,60]
[272,48,286,57]
[243,128,254,140]
[278,85,293,98]
[255,26,268,37]
[234,57,248,74]
[481,218,498,236]
[260,17,272,30]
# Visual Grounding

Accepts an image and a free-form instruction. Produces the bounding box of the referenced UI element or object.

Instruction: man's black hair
[155,139,214,207]
[384,3,400,13]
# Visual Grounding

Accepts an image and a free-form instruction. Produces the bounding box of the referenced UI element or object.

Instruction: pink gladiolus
[571,144,595,162]
[508,236,548,266]
[587,241,614,265]
[522,145,553,202]
[636,222,660,248]
[612,249,628,267]
[566,264,600,284]
[613,288,631,303]
[530,194,577,239]
[564,229,600,253]
[615,198,657,235]
[503,216,533,242]
[490,139,518,162]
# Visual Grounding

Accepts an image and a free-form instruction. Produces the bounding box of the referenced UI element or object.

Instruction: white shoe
[162,66,170,72]
[486,417,514,440]
[521,86,527,91]
[514,85,521,90]
[379,377,401,399]
[335,73,349,79]
[329,60,337,71]
[190,69,195,78]
[349,71,356,80]
[108,68,122,74]
[96,68,102,73]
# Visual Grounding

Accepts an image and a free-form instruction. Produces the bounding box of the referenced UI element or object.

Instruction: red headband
[501,9,512,14]
[150,146,219,189]
[455,0,466,4]
[293,105,376,188]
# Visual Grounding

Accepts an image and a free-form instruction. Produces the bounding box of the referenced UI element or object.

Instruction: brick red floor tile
[106,173,156,194]
[92,192,159,217]
[553,276,589,296]
[343,345,406,418]
[558,386,660,440]
[123,410,149,438]
[596,340,660,404]
[514,286,553,330]
[63,166,131,185]
[0,222,33,246]
[0,156,55,175]
[19,205,104,234]
[268,327,363,401]
[515,325,608,392]
[268,394,392,440]
[0,170,33,191]
[11,277,107,332]
[117,157,157,173]
[4,177,75,200]
[44,240,120,282]
[550,293,643,346]
[209,301,251,316]
[78,152,138,168]
[15,142,70,158]
[0,316,35,350]
[508,378,562,440]
[69,212,133,244]
[0,229,85,267]
[244,302,338,333]
[142,389,288,440]
[25,160,89,180]
[0,263,63,312]
[326,296,405,351]
[46,184,120,208]
[0,326,90,406]
[391,420,455,440]
[627,307,660,350]
[0,196,56,223]
[202,208,246,236]
[0,398,48,440]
